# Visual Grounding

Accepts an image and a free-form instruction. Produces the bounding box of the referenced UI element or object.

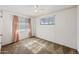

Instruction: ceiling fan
[34,5,45,13]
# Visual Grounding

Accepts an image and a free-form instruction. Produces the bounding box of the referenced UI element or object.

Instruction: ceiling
[0,5,76,17]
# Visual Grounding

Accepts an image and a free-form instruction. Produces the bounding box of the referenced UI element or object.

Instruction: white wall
[35,7,77,49]
[0,17,2,34]
[31,18,36,36]
[0,11,2,34]
[77,6,79,52]
[0,16,2,50]
[2,11,13,45]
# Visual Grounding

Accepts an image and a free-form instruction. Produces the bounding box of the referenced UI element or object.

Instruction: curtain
[12,15,19,42]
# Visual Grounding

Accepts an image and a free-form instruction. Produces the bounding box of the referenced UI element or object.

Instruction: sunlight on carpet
[24,40,46,53]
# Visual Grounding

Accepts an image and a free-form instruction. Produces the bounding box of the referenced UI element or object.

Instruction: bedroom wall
[2,11,13,45]
[35,7,77,49]
[77,6,79,52]
[31,18,36,36]
[0,14,2,50]
[0,17,2,34]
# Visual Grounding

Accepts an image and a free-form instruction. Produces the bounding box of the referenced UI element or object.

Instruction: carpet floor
[1,38,77,54]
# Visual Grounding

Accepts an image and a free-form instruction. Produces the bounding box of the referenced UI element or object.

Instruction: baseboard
[2,42,15,47]
[2,37,33,47]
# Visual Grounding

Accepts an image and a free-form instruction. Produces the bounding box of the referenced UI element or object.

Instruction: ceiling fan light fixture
[34,5,38,13]
[34,5,38,8]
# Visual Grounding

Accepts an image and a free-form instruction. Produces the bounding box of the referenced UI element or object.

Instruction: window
[19,17,29,32]
[40,16,55,25]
